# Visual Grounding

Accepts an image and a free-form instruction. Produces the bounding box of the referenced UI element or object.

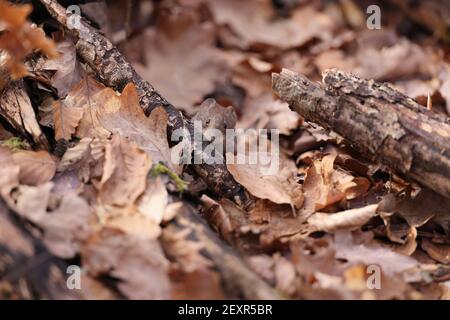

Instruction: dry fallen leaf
[97,135,152,208]
[300,153,370,216]
[307,204,379,232]
[227,150,303,209]
[95,83,180,173]
[41,41,83,98]
[12,150,56,186]
[421,239,450,265]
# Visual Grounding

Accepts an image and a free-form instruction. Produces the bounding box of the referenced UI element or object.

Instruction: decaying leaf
[52,100,84,141]
[0,0,57,79]
[300,154,370,216]
[41,41,83,98]
[422,239,450,265]
[307,204,379,232]
[97,135,152,208]
[94,83,180,173]
[226,151,303,209]
[12,150,56,186]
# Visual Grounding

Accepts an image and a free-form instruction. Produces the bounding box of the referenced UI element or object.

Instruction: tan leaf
[95,83,180,173]
[41,41,82,98]
[58,137,102,182]
[0,146,19,196]
[61,75,108,139]
[105,212,161,240]
[98,135,152,208]
[334,231,420,280]
[307,204,379,232]
[12,150,56,186]
[300,154,370,216]
[422,238,450,265]
[137,176,168,225]
[226,151,303,209]
[40,193,96,258]
[52,100,84,140]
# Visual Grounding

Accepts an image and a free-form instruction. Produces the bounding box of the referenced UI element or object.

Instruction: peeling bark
[273,68,450,199]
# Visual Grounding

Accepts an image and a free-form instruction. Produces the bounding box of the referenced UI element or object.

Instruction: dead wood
[35,0,273,298]
[273,68,450,200]
[38,0,250,207]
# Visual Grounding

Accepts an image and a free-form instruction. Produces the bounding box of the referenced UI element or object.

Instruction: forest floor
[0,0,450,300]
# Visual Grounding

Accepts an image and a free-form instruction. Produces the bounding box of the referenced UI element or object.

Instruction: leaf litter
[0,0,449,300]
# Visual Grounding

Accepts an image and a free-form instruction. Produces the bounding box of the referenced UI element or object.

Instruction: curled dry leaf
[421,239,450,265]
[226,150,303,209]
[58,137,105,182]
[52,100,84,141]
[41,41,83,98]
[94,83,180,174]
[97,135,152,208]
[307,204,379,232]
[58,76,107,139]
[12,150,56,186]
[237,93,300,135]
[300,153,370,216]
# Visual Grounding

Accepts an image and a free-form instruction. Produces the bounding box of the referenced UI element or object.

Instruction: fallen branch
[38,0,250,207]
[273,69,450,199]
[36,0,272,298]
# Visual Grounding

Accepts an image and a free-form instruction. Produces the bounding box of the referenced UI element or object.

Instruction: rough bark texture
[273,68,450,199]
[36,0,264,296]
[38,0,250,207]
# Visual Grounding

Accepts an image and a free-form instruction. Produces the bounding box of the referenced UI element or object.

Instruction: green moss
[151,163,187,193]
[0,137,26,150]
